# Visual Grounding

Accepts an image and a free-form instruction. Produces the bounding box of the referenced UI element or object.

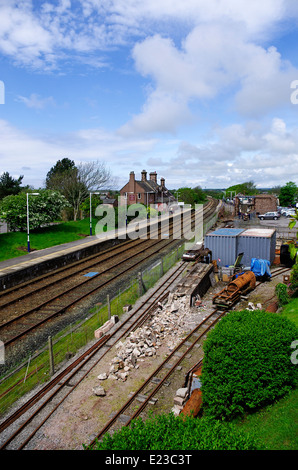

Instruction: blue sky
[1,0,298,190]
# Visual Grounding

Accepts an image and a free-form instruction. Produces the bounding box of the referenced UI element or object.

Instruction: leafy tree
[225,181,259,196]
[0,172,24,199]
[45,159,111,221]
[279,181,297,207]
[80,193,102,218]
[177,186,207,206]
[0,190,69,231]
[45,158,76,189]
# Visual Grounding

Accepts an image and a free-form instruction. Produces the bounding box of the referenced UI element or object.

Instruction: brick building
[234,194,277,217]
[119,170,175,209]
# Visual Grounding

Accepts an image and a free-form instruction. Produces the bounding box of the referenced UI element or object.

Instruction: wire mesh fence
[0,242,185,416]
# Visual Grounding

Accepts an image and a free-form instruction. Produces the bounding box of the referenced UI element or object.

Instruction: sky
[1,0,298,190]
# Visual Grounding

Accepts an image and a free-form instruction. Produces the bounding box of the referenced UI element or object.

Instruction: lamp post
[26,192,39,253]
[90,191,100,236]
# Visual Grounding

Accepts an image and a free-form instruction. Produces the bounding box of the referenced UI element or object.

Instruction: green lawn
[0,218,98,262]
[235,387,298,450]
[281,297,298,327]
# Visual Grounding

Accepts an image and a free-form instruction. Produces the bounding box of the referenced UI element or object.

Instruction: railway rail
[0,258,190,449]
[0,200,217,363]
[87,308,224,448]
[0,256,292,449]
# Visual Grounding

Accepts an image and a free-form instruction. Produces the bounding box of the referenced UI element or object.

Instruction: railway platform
[0,230,127,291]
[0,209,194,290]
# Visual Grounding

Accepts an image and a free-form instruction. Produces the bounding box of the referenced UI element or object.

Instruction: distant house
[119,170,175,209]
[234,193,277,217]
[100,193,118,208]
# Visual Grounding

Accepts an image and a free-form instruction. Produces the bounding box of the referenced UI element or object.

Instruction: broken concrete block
[97,373,108,380]
[171,405,182,416]
[92,385,106,397]
[176,387,188,398]
[174,396,185,407]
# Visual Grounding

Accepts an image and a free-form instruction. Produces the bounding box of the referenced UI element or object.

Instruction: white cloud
[0,0,293,71]
[118,89,192,136]
[16,93,55,109]
[0,119,157,187]
[121,19,298,134]
[167,118,298,187]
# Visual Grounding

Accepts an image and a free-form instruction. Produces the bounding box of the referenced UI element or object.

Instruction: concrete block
[94,328,103,339]
[174,396,185,407]
[176,387,188,398]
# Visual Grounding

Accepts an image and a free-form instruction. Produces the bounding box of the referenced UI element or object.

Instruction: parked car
[284,209,296,217]
[258,211,280,220]
[182,246,212,262]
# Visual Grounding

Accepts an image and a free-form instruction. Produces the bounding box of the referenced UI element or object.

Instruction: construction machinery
[213,270,256,309]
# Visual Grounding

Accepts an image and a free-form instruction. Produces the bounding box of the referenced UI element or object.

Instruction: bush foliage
[201,310,298,420]
[88,413,259,450]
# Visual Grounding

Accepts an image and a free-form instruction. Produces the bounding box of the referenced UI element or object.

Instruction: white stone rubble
[95,293,208,389]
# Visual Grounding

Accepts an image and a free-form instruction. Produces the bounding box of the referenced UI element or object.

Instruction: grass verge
[0,218,98,262]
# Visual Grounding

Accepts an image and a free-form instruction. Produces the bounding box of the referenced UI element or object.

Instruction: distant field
[0,218,98,262]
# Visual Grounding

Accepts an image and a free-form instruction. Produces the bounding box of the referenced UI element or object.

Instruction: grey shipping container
[237,228,276,267]
[204,228,245,267]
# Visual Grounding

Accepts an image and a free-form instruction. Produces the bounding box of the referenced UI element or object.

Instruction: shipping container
[204,228,244,267]
[237,228,276,267]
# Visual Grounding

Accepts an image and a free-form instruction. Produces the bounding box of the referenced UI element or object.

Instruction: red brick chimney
[141,169,147,181]
[150,171,157,183]
[129,171,135,192]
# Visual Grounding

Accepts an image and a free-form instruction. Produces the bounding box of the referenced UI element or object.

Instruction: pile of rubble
[94,294,193,390]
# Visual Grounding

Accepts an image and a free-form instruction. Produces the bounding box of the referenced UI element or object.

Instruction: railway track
[0,201,217,361]
[87,308,224,448]
[0,259,190,449]
[0,239,292,449]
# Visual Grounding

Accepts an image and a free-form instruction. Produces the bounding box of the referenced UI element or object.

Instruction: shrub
[201,310,298,420]
[275,283,290,306]
[290,264,298,293]
[87,413,259,450]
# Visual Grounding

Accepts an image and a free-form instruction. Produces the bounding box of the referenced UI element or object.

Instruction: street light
[90,191,100,236]
[26,192,39,253]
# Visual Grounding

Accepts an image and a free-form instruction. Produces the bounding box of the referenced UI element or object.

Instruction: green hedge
[201,310,298,420]
[87,413,259,450]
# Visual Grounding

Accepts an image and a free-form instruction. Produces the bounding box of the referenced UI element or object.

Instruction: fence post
[138,272,143,297]
[160,259,164,277]
[48,336,54,376]
[107,294,111,319]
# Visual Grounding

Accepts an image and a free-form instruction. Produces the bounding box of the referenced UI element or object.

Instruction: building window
[124,192,127,198]
[138,193,141,199]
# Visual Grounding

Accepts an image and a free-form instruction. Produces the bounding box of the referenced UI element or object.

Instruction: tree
[177,187,207,206]
[0,172,24,199]
[0,190,69,231]
[279,181,297,207]
[225,181,259,197]
[45,158,76,189]
[45,159,112,221]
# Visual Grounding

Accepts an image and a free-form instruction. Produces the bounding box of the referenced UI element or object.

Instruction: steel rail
[1,202,215,347]
[0,260,190,448]
[1,237,185,347]
[88,308,225,447]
